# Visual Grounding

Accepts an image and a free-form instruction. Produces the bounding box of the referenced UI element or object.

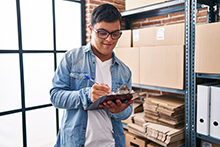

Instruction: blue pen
[84,75,99,84]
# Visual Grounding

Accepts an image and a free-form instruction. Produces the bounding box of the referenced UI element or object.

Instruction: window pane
[23,53,54,107]
[20,0,53,50]
[55,0,81,50]
[0,54,21,112]
[0,113,23,147]
[56,53,65,66]
[26,107,56,147]
[0,0,18,50]
[58,109,63,128]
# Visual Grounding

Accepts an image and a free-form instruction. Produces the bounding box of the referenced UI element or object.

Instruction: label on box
[133,30,139,42]
[202,141,212,147]
[157,28,165,40]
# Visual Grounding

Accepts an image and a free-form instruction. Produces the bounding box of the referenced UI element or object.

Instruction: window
[0,0,85,146]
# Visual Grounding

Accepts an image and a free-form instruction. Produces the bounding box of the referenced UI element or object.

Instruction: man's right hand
[90,83,111,102]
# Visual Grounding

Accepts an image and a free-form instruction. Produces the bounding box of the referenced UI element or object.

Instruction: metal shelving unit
[132,84,185,95]
[121,0,185,29]
[192,0,220,146]
[121,0,220,146]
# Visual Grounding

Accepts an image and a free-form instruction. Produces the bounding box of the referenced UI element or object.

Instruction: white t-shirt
[85,57,115,147]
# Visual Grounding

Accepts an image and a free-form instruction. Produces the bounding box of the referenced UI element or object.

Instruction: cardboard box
[116,30,132,47]
[115,47,140,84]
[133,23,184,47]
[133,27,156,47]
[201,139,220,147]
[126,0,171,11]
[147,142,162,147]
[155,24,184,46]
[124,129,129,137]
[140,45,184,89]
[125,132,150,147]
[195,22,220,74]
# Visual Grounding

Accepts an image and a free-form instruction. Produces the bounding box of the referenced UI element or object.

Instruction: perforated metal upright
[184,0,197,146]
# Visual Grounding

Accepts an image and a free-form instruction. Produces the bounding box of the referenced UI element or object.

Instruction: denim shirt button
[84,106,87,109]
[115,135,118,137]
[111,72,114,75]
[112,119,114,122]
[113,89,115,91]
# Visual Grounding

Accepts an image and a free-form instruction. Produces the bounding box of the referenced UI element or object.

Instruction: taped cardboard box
[195,22,220,74]
[116,30,132,47]
[140,45,184,90]
[115,47,140,84]
[133,23,184,47]
[126,0,172,11]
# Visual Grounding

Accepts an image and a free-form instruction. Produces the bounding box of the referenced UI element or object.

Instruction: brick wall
[85,0,219,100]
[129,7,209,30]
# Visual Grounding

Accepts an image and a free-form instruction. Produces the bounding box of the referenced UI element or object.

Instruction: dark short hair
[90,3,122,27]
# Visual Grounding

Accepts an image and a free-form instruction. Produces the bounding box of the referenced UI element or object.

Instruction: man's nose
[106,34,113,41]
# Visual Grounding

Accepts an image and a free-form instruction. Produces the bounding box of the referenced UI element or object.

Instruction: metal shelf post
[190,0,197,146]
[184,0,191,145]
[185,0,197,146]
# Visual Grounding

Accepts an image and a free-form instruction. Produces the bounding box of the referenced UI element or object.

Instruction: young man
[50,3,133,147]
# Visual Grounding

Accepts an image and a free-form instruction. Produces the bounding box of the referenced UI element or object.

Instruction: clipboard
[87,93,133,110]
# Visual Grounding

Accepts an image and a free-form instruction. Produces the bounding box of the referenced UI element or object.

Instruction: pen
[84,75,99,84]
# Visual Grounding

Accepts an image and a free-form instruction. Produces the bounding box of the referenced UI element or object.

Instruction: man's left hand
[99,99,134,113]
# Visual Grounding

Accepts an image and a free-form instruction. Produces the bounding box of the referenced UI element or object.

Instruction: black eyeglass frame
[93,28,122,40]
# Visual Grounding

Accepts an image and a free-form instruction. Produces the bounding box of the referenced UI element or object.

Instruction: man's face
[90,20,121,62]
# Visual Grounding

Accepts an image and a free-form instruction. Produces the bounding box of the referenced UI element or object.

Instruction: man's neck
[91,46,113,62]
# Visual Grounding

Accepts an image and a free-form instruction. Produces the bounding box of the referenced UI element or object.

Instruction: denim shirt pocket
[113,82,124,93]
[70,72,89,90]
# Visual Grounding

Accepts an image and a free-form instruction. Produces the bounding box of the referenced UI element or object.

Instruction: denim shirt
[50,42,133,147]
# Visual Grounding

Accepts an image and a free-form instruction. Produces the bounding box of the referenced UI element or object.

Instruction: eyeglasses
[93,28,122,40]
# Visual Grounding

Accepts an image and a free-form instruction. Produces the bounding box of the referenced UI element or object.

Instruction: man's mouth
[103,43,112,47]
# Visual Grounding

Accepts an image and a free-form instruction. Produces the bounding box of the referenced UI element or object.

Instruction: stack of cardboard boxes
[144,95,185,129]
[127,121,185,147]
[116,23,185,90]
[123,95,185,147]
[143,122,184,147]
